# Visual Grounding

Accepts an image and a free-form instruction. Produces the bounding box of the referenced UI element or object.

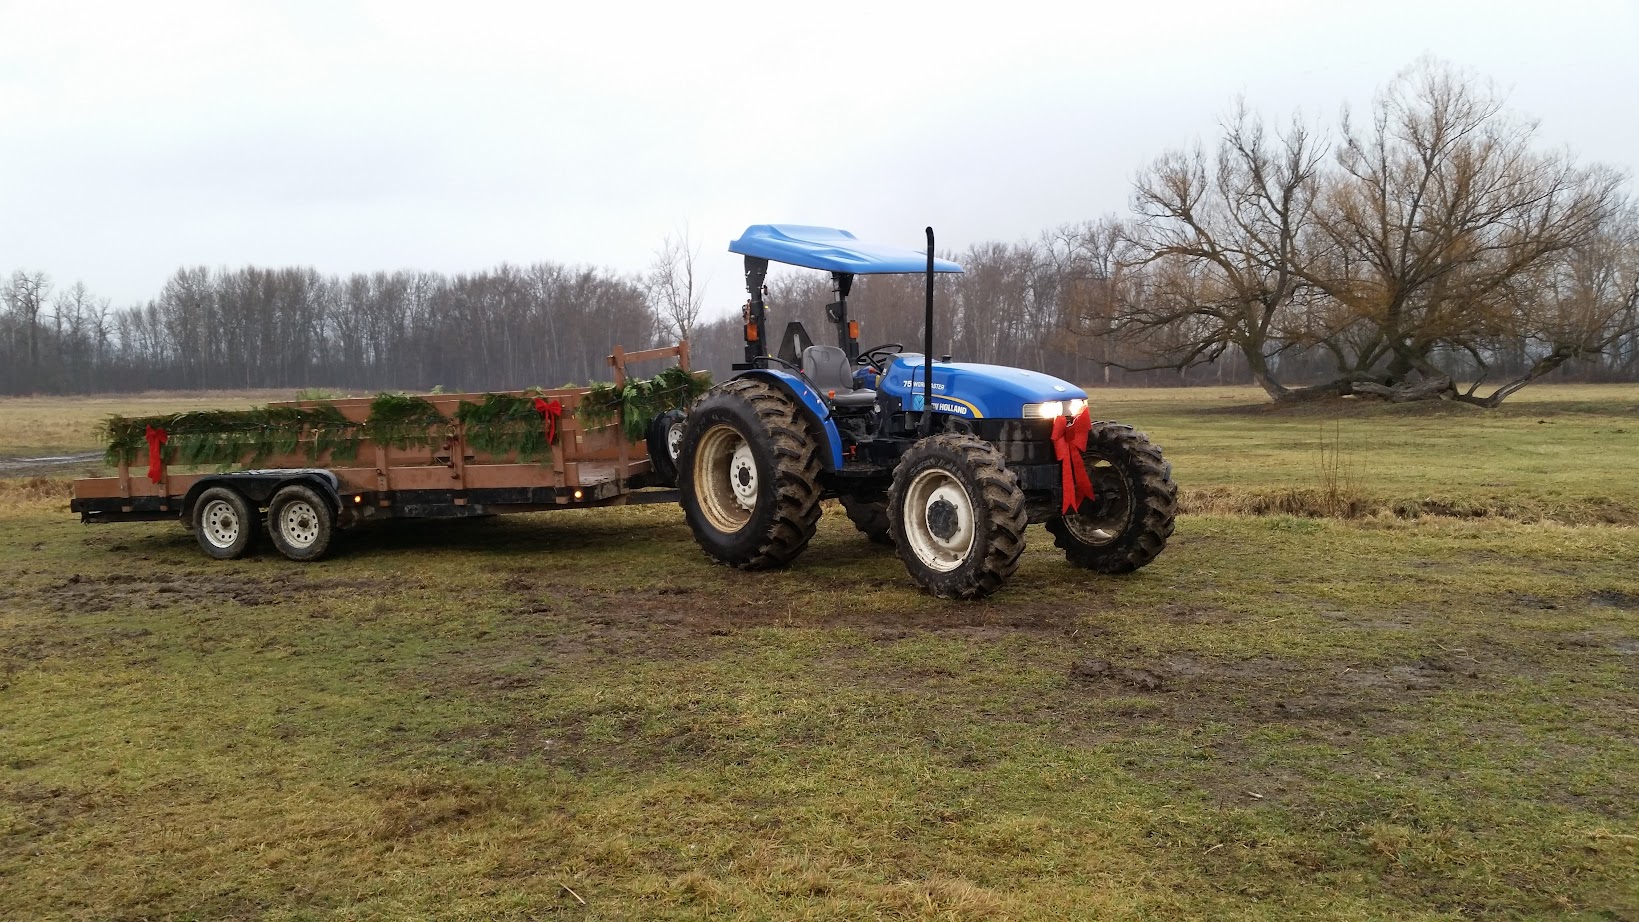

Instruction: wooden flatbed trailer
[70,344,695,561]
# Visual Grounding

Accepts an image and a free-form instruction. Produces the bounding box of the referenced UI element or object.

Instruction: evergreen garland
[576,365,711,442]
[361,393,448,449]
[99,367,709,471]
[455,392,552,462]
[100,404,360,468]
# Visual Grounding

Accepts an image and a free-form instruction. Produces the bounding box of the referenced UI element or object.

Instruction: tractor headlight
[1023,399,1086,418]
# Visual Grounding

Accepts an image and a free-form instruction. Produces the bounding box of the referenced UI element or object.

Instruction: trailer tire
[266,483,335,562]
[646,409,687,487]
[192,486,258,560]
[889,434,1026,600]
[840,494,893,546]
[1045,423,1177,574]
[679,378,822,569]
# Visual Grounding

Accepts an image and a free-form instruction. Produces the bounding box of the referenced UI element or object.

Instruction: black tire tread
[839,495,893,546]
[1046,422,1177,574]
[266,483,335,562]
[645,409,686,487]
[889,433,1027,600]
[192,486,257,560]
[684,378,823,570]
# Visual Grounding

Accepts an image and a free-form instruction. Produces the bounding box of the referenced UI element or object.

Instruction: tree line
[1,246,1253,397]
[4,60,1635,403]
[0,264,656,395]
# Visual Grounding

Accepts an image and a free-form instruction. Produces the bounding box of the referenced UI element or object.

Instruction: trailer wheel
[266,483,335,562]
[889,434,1026,600]
[678,378,822,569]
[646,409,687,487]
[192,486,258,560]
[840,494,893,546]
[1045,423,1177,574]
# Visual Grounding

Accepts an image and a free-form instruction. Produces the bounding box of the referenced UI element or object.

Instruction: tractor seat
[801,345,877,408]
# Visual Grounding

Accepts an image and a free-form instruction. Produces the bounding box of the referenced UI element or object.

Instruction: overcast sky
[2,0,1635,320]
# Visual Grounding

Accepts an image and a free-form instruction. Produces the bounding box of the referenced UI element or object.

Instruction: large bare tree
[1114,104,1330,400]
[1095,60,1635,405]
[1309,59,1630,404]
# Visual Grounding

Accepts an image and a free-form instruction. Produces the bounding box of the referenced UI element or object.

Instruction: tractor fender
[182,469,345,516]
[735,369,845,471]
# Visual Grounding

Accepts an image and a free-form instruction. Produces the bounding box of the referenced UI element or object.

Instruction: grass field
[2,386,1636,919]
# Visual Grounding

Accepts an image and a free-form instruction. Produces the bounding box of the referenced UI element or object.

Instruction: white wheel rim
[694,423,757,532]
[666,421,685,461]
[729,442,758,506]
[902,468,975,572]
[201,498,241,549]
[279,500,322,549]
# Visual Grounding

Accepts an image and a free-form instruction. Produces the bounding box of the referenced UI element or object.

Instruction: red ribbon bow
[144,424,168,484]
[533,397,563,443]
[1051,407,1096,514]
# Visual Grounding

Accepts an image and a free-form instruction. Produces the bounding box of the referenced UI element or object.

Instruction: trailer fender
[182,470,345,518]
[734,369,845,471]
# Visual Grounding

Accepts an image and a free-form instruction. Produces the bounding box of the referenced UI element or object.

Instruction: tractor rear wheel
[678,378,823,569]
[1045,422,1177,574]
[839,494,893,546]
[888,434,1026,600]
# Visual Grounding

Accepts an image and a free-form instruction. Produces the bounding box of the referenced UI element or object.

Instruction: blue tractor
[676,224,1177,599]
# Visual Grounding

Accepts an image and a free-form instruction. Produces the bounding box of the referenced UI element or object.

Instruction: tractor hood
[877,355,1086,420]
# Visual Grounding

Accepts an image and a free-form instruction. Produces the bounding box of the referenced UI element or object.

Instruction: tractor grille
[976,419,1057,467]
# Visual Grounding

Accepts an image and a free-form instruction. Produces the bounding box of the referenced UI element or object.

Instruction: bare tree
[647,225,704,344]
[1114,104,1329,400]
[1310,59,1627,404]
[1086,60,1634,405]
[1468,208,1639,404]
[3,270,51,385]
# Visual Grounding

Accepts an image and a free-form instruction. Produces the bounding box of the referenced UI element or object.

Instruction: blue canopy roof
[729,224,964,275]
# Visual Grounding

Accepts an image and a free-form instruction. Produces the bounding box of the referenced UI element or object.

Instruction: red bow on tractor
[1051,408,1096,514]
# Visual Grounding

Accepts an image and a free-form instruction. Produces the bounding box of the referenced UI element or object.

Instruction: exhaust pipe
[920,226,935,437]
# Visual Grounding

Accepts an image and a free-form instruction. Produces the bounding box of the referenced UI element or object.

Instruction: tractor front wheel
[678,378,823,569]
[1045,422,1177,574]
[888,434,1026,600]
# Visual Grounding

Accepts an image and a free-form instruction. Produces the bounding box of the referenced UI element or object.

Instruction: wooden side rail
[607,341,690,387]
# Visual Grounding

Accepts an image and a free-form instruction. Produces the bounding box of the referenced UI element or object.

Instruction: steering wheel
[856,343,903,372]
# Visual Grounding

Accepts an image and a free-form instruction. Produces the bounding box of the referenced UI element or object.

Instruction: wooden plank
[573,464,619,486]
[462,465,572,489]
[611,343,686,366]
